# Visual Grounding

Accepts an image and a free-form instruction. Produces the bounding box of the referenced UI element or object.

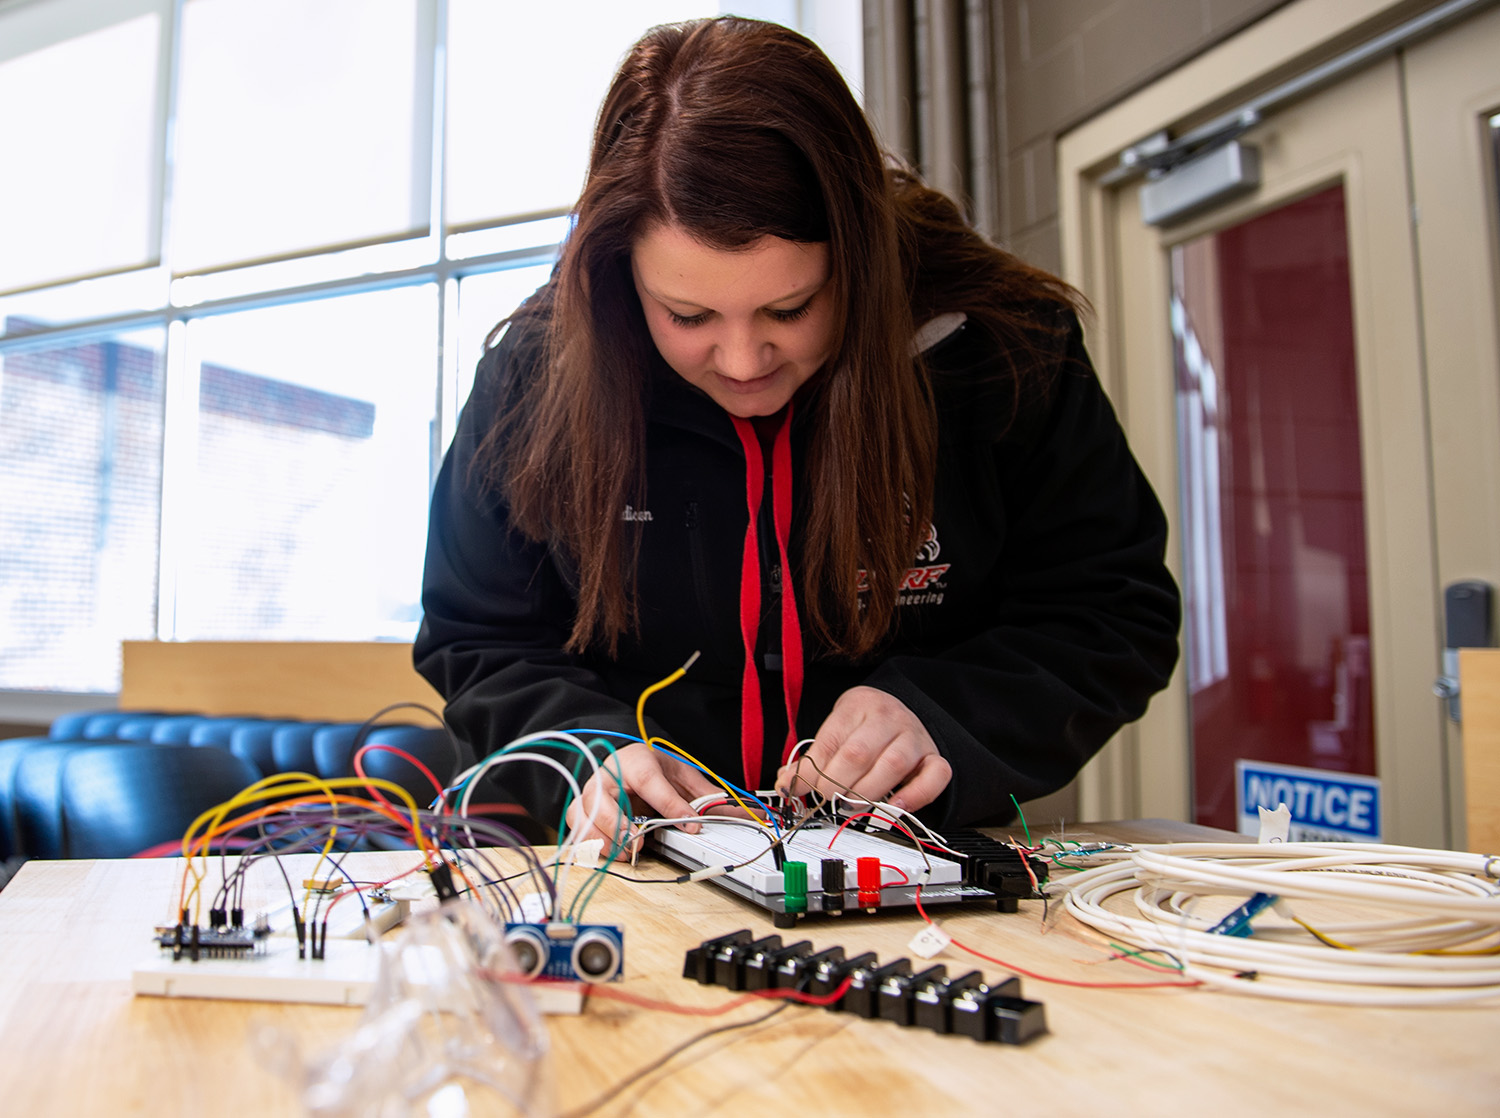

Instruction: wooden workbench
[0,820,1493,1117]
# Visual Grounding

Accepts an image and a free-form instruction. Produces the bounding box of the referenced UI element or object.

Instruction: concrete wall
[994,0,1290,273]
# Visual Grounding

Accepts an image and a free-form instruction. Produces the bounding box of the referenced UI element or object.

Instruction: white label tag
[566,838,605,868]
[909,922,951,959]
[1258,803,1292,843]
[518,892,551,923]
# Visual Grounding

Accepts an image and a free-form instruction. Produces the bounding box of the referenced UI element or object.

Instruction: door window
[1172,185,1374,830]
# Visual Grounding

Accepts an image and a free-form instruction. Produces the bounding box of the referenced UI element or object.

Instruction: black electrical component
[428,861,459,901]
[715,934,784,990]
[877,963,948,1026]
[780,944,846,991]
[156,922,266,961]
[840,957,912,1018]
[683,931,1047,1045]
[682,928,751,984]
[948,982,1044,1044]
[941,830,1048,911]
[810,950,877,1000]
[744,939,813,991]
[913,969,992,1033]
[815,857,846,914]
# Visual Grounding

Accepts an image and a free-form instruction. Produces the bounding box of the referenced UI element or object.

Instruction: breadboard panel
[652,821,963,895]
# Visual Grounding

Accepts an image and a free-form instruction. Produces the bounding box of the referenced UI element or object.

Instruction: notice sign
[1235,760,1382,842]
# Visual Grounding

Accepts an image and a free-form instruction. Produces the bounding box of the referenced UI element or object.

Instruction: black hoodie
[414,305,1180,831]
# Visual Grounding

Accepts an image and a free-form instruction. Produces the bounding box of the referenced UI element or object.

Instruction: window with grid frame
[0,0,860,701]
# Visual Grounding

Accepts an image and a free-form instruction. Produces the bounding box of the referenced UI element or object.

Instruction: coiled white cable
[1060,841,1500,1006]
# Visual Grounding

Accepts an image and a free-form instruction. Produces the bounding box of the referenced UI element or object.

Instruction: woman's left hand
[773,685,951,813]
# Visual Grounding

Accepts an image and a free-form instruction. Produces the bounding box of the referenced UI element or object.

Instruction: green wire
[482,734,630,923]
[1009,793,1033,846]
[1107,941,1185,971]
[564,740,631,923]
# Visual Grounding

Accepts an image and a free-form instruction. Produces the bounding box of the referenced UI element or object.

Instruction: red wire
[827,811,923,850]
[353,741,446,811]
[880,862,911,886]
[131,836,256,858]
[451,801,534,817]
[320,861,430,917]
[912,887,1202,990]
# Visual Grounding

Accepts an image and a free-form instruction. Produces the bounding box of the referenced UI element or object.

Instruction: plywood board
[1460,648,1500,853]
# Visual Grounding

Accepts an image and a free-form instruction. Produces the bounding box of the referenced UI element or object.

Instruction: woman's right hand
[563,741,722,859]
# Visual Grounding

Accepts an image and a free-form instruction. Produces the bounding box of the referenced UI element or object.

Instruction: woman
[414,16,1179,849]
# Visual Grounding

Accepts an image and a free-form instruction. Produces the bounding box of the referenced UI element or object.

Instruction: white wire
[1060,841,1500,1006]
[451,731,611,915]
[632,813,783,843]
[785,737,816,765]
[825,792,967,859]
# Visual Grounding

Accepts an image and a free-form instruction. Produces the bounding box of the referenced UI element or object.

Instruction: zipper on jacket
[684,499,716,627]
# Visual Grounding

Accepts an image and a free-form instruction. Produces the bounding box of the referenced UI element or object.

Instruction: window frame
[0,0,858,718]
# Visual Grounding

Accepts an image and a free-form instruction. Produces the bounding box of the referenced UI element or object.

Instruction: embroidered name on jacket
[621,505,653,522]
[856,524,951,606]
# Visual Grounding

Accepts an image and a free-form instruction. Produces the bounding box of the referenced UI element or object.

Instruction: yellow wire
[649,735,764,822]
[1293,915,1500,956]
[176,772,432,923]
[633,652,698,744]
[633,651,766,822]
[1293,916,1356,950]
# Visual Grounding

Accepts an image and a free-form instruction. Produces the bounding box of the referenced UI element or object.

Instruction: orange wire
[176,792,430,914]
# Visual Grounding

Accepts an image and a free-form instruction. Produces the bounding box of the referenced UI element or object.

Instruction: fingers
[566,742,724,860]
[777,686,951,814]
[887,751,952,813]
[629,755,708,832]
[566,771,634,856]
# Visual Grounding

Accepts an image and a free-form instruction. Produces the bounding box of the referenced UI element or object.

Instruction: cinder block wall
[994,0,1289,273]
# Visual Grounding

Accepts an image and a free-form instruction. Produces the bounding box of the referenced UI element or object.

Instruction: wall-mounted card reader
[1434,580,1495,721]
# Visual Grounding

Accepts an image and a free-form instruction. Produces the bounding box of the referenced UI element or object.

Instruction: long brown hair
[481,17,1078,658]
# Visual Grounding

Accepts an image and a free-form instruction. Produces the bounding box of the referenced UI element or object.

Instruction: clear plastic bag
[262,899,554,1118]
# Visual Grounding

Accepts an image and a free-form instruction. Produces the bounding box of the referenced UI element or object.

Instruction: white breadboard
[131,901,584,1015]
[652,820,962,894]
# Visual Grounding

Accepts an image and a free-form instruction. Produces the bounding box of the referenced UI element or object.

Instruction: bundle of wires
[165,654,978,954]
[435,653,963,898]
[170,768,574,948]
[1059,841,1500,1006]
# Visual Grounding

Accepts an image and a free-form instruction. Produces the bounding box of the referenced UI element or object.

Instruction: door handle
[1434,580,1495,721]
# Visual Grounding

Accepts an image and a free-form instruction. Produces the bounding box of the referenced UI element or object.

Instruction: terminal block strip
[683,929,1047,1045]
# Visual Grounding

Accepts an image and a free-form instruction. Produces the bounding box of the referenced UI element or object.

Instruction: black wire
[600,868,687,884]
[557,1002,790,1118]
[350,701,464,788]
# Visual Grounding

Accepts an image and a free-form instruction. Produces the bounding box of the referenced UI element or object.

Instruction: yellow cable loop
[177,773,433,923]
[180,772,328,917]
[649,736,765,822]
[634,652,768,823]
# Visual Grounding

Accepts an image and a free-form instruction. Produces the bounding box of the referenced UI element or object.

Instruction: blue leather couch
[0,712,469,861]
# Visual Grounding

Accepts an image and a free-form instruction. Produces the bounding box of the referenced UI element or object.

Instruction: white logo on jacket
[855,524,951,606]
[621,505,653,522]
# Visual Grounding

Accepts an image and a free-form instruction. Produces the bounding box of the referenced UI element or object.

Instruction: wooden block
[120,641,444,723]
[1460,648,1500,853]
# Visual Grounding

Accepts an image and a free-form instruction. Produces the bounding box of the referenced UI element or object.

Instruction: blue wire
[566,728,782,837]
[439,727,783,837]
